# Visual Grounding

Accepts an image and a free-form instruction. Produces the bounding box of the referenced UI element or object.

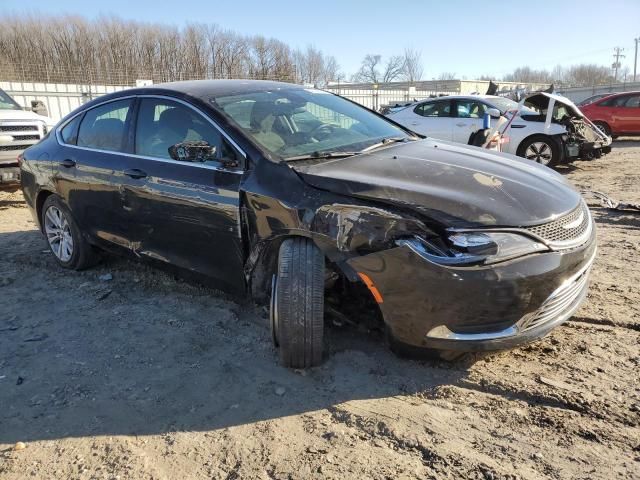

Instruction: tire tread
[276,238,324,368]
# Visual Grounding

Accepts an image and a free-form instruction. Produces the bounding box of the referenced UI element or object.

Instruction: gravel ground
[1,141,639,480]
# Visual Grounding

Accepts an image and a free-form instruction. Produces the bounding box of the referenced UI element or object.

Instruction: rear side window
[624,95,640,108]
[414,101,451,118]
[60,115,82,145]
[600,95,628,107]
[77,100,132,152]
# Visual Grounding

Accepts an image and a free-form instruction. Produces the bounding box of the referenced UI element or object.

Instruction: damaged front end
[520,92,612,162]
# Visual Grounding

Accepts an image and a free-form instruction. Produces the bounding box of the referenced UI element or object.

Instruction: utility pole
[634,38,639,82]
[612,47,625,82]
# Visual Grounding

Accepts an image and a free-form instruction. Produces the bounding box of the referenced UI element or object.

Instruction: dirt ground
[1,141,639,480]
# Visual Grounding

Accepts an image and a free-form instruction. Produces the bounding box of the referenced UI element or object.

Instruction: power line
[612,47,625,81]
[634,38,639,82]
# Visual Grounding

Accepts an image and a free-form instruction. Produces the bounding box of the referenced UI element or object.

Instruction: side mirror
[486,107,501,119]
[30,100,48,117]
[169,141,217,163]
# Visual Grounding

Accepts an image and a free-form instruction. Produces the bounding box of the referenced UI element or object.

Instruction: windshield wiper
[283,151,359,162]
[360,137,410,153]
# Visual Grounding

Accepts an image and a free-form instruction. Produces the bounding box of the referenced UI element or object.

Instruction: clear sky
[2,0,640,79]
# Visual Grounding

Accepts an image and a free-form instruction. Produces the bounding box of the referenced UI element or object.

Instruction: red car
[580,91,640,138]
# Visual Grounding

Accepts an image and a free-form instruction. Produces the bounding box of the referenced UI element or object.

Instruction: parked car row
[20,80,597,368]
[386,92,613,166]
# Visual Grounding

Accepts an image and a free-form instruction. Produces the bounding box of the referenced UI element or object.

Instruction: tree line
[0,14,626,88]
[0,15,342,86]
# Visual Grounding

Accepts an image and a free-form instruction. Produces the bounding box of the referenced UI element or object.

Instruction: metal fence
[3,74,639,123]
[325,87,458,111]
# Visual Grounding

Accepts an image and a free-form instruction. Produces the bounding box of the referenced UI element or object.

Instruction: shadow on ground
[0,228,487,445]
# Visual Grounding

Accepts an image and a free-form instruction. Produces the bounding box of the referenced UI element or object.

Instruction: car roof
[69,80,308,120]
[418,94,505,102]
[150,79,305,99]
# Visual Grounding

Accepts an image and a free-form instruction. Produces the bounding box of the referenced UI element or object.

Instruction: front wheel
[41,195,98,270]
[593,121,611,137]
[270,237,325,368]
[517,135,560,166]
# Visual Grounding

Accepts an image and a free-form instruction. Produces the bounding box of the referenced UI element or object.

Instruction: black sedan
[20,80,596,368]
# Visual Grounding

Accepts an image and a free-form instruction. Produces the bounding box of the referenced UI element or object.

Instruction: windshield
[211,87,412,159]
[0,89,21,110]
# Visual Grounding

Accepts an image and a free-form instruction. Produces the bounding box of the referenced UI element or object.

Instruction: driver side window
[135,98,239,167]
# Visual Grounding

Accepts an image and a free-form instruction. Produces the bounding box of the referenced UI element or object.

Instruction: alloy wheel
[525,142,553,165]
[44,205,74,262]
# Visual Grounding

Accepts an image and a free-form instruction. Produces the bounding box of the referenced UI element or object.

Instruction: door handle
[59,159,76,168]
[455,122,467,127]
[123,168,147,179]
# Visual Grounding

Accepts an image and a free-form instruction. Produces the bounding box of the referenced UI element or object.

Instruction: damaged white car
[387,92,612,166]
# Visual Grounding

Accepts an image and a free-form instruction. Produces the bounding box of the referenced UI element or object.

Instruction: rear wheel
[270,237,325,368]
[517,135,560,166]
[41,195,98,270]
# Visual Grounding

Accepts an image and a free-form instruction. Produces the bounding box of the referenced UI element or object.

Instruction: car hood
[292,139,582,228]
[0,108,54,124]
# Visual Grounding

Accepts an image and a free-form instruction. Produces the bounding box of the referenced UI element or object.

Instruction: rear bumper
[347,231,597,352]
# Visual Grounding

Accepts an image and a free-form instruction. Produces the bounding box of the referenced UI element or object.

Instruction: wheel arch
[35,189,55,231]
[247,232,327,303]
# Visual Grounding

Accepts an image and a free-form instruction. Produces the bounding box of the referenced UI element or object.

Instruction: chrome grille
[0,122,43,153]
[0,125,38,132]
[525,202,591,248]
[519,268,590,332]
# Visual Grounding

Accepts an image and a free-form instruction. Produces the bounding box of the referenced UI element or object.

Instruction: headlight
[449,232,547,264]
[397,232,547,266]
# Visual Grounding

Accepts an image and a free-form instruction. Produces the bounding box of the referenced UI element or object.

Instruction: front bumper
[347,231,597,351]
[0,163,20,184]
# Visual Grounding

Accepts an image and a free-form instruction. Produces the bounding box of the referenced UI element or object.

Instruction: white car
[387,93,611,166]
[0,88,55,184]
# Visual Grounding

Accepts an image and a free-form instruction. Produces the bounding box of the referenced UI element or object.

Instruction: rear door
[121,96,246,292]
[404,100,454,139]
[56,98,136,247]
[451,99,488,144]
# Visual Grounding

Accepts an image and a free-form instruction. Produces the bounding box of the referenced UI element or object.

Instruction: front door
[121,96,246,293]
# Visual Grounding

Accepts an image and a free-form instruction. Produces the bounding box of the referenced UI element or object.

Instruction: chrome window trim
[55,93,246,174]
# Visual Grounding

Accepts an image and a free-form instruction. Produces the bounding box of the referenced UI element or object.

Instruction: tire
[593,121,611,137]
[41,195,98,270]
[516,135,560,166]
[270,237,324,368]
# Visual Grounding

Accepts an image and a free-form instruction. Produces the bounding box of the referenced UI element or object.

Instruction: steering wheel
[308,123,337,141]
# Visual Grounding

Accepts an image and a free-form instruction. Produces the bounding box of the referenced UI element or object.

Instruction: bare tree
[564,64,614,86]
[382,55,405,83]
[402,47,423,83]
[438,72,457,80]
[0,14,335,85]
[353,54,382,83]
